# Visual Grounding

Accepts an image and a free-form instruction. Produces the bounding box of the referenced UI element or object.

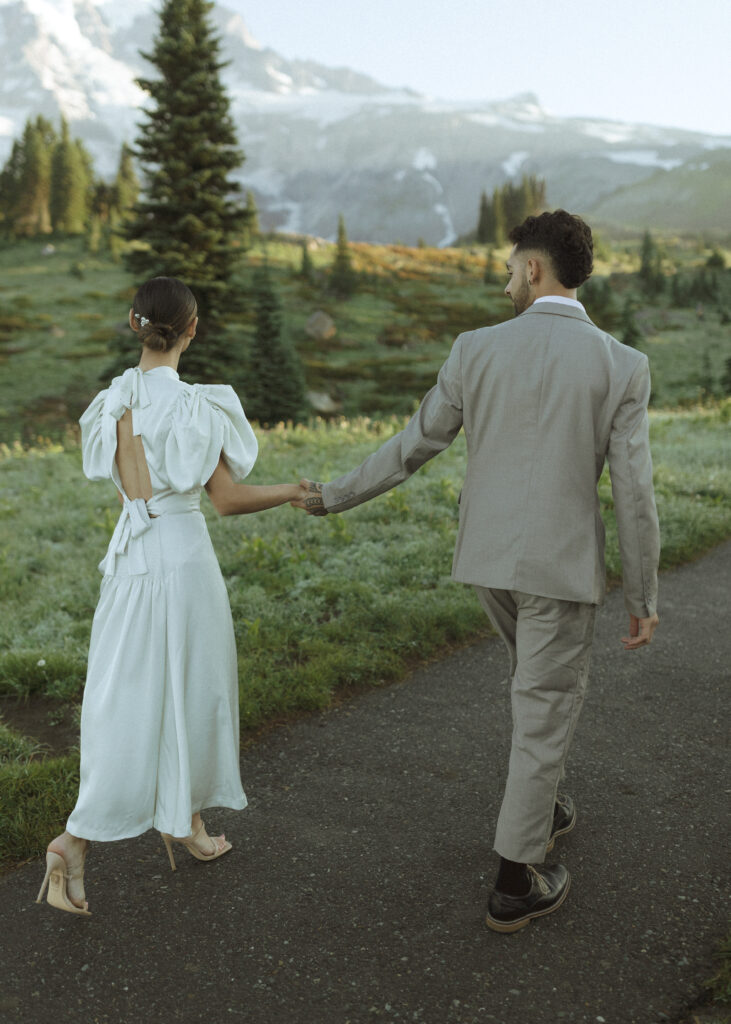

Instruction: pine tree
[0,139,23,232]
[492,190,506,248]
[123,0,248,383]
[4,117,55,235]
[475,175,546,247]
[242,189,260,248]
[112,144,139,221]
[500,181,523,234]
[87,179,119,253]
[109,143,139,257]
[620,296,642,348]
[638,230,664,298]
[244,265,305,425]
[330,214,356,296]
[299,238,314,282]
[483,248,498,284]
[50,119,91,234]
[476,191,493,244]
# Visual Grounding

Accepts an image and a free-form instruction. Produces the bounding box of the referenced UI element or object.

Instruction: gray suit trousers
[475,587,597,864]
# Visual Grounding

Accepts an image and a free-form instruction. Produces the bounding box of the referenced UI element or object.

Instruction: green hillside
[1,233,730,445]
[588,149,731,236]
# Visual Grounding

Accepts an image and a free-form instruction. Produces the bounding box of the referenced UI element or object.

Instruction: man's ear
[526,257,541,286]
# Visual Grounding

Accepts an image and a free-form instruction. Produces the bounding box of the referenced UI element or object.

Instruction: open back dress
[66,365,258,841]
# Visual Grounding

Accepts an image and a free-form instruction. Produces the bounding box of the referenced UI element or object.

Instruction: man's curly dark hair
[508,210,593,289]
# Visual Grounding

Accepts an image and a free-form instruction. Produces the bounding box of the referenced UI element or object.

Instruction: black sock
[495,857,531,897]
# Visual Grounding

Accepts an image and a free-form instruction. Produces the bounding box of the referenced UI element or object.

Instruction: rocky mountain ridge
[1,0,729,242]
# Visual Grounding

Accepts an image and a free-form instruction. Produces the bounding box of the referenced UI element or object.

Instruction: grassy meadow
[1,232,731,869]
[1,233,730,440]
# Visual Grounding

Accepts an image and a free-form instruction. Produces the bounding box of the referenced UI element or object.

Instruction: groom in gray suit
[294,210,660,931]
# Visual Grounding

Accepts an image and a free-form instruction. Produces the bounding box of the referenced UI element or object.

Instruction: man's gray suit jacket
[321,301,660,618]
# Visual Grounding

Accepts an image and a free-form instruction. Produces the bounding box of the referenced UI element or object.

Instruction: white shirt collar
[141,365,180,380]
[533,295,586,312]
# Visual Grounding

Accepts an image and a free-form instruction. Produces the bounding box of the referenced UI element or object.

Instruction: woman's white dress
[66,365,258,841]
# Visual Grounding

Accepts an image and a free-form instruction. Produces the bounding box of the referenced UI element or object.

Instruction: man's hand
[621,613,659,650]
[290,478,329,516]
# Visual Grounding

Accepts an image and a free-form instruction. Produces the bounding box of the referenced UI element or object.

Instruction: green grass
[0,404,730,865]
[1,232,730,872]
[3,234,728,442]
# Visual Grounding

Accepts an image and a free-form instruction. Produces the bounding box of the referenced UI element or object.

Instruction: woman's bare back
[115,408,153,501]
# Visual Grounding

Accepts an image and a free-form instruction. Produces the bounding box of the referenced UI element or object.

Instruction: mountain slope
[587,148,731,234]
[0,0,729,242]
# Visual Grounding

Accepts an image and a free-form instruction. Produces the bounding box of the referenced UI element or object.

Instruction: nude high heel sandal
[36,850,91,916]
[160,821,232,872]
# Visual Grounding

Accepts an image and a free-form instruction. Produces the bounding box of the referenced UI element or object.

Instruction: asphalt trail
[2,541,729,1024]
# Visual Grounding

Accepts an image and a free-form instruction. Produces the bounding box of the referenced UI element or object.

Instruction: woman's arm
[205,456,306,516]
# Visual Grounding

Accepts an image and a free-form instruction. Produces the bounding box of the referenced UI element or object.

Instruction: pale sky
[229,0,730,136]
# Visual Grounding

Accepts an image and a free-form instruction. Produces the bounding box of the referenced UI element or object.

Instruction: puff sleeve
[163,384,258,492]
[79,388,115,482]
[79,368,153,484]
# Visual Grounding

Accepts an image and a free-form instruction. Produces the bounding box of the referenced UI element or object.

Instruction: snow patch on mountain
[1,0,729,242]
[605,150,684,171]
[434,203,456,247]
[581,121,640,144]
[413,147,436,171]
[466,112,546,134]
[502,151,529,176]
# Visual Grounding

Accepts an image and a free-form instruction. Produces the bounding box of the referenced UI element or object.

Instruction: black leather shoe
[486,864,571,932]
[546,793,576,852]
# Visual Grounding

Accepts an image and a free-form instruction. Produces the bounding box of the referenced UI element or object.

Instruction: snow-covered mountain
[1,0,730,243]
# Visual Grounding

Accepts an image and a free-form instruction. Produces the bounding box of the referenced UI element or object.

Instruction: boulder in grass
[306,390,342,415]
[305,311,336,341]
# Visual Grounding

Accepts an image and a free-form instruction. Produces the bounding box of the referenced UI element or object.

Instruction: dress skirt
[67,509,247,841]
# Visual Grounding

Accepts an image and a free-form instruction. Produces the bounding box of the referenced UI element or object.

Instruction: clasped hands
[291,478,328,516]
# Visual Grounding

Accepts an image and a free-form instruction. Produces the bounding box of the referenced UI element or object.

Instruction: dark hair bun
[138,321,179,352]
[131,277,198,353]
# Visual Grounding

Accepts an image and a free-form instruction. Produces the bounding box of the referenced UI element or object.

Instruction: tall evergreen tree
[109,143,140,257]
[500,181,523,234]
[474,175,546,247]
[242,189,260,248]
[0,138,23,232]
[620,296,642,348]
[492,190,506,248]
[476,190,494,244]
[483,248,498,285]
[299,238,314,282]
[638,230,664,298]
[123,0,248,383]
[50,118,91,234]
[244,265,305,425]
[87,181,115,252]
[112,143,139,221]
[330,214,356,297]
[3,117,55,235]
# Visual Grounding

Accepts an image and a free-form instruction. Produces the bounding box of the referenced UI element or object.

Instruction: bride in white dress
[37,276,306,916]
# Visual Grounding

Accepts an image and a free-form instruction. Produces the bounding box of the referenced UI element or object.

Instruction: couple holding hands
[37,210,659,933]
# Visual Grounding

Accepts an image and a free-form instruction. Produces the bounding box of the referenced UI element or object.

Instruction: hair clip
[135,313,151,328]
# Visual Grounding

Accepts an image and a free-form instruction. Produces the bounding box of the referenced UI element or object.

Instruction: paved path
[1,542,729,1024]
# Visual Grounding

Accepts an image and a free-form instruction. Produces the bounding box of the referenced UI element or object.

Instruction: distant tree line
[476,175,547,245]
[0,116,138,247]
